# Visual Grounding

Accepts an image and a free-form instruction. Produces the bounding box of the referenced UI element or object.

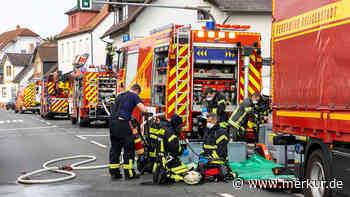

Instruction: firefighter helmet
[261,87,270,96]
[184,171,202,185]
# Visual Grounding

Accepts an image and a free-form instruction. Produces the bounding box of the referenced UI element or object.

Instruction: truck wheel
[71,116,77,124]
[305,150,331,197]
[78,110,89,127]
[15,110,18,113]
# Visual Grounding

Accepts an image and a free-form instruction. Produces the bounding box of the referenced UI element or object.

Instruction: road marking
[90,140,107,149]
[293,194,304,197]
[0,119,23,124]
[0,125,57,131]
[79,134,108,137]
[219,193,235,197]
[75,135,109,149]
[76,135,87,140]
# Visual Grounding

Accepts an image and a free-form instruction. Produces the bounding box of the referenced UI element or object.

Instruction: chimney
[16,25,20,30]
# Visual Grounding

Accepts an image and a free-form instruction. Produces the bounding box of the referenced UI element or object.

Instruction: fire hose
[17,109,166,184]
[17,155,108,184]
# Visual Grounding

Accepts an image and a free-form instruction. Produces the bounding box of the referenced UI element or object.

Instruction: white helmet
[183,171,202,185]
[261,88,270,96]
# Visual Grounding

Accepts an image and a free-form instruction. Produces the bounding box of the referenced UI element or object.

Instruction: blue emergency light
[122,34,130,42]
[206,21,215,30]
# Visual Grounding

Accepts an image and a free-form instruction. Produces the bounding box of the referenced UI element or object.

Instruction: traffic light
[78,0,92,11]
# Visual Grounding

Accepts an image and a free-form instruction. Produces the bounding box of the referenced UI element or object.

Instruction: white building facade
[57,5,115,74]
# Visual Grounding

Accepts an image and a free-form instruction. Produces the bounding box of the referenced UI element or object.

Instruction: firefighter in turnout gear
[228,93,261,141]
[152,114,189,184]
[109,84,147,180]
[105,43,115,67]
[198,113,235,182]
[256,88,271,124]
[204,88,228,128]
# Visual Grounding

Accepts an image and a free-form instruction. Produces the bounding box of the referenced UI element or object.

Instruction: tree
[44,35,58,43]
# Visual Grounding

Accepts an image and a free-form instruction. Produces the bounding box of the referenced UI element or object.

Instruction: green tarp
[185,154,294,180]
[228,154,294,180]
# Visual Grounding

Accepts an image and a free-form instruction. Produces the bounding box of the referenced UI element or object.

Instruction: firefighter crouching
[228,93,261,141]
[197,113,236,182]
[152,114,190,184]
[204,88,228,128]
[109,84,147,180]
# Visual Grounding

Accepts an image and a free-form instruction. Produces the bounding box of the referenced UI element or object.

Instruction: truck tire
[71,116,77,124]
[78,110,89,127]
[304,149,331,197]
[15,110,18,113]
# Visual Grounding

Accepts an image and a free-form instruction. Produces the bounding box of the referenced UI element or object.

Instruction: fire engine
[116,23,263,138]
[70,54,118,127]
[15,81,41,114]
[40,71,70,119]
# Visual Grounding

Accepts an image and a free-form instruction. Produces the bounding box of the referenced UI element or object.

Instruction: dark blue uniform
[109,91,142,178]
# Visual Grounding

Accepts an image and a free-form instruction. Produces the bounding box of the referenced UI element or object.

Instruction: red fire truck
[40,72,70,119]
[15,81,41,114]
[272,0,350,196]
[116,23,263,138]
[70,54,118,127]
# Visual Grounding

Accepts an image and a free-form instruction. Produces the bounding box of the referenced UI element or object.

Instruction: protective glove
[199,157,208,164]
[181,149,189,157]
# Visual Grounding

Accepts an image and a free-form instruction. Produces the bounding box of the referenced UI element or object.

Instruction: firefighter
[197,113,234,182]
[109,84,147,180]
[204,88,228,128]
[105,43,115,67]
[228,93,261,141]
[257,88,271,124]
[152,114,190,184]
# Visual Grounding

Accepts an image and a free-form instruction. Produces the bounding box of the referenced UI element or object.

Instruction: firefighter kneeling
[152,114,190,184]
[196,113,236,183]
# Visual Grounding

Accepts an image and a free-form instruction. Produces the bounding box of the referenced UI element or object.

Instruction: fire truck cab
[117,23,263,138]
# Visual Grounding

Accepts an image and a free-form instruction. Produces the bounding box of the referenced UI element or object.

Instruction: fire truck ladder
[175,26,191,129]
[88,78,98,119]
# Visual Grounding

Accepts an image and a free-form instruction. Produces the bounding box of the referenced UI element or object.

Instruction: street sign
[78,0,92,11]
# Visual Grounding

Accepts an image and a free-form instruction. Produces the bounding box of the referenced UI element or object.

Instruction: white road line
[76,135,87,140]
[90,140,107,149]
[0,121,4,124]
[0,125,57,131]
[293,194,304,197]
[219,193,235,197]
[6,120,11,123]
[79,134,108,137]
[18,119,23,122]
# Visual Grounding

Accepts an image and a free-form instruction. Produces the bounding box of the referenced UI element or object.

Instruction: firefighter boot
[124,169,140,180]
[109,164,122,180]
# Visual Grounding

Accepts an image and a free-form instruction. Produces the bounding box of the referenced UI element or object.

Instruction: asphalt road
[0,109,302,197]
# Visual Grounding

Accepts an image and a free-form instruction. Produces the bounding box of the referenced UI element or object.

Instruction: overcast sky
[0,0,76,38]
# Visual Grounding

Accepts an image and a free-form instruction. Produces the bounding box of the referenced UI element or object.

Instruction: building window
[85,39,89,54]
[72,15,77,28]
[21,50,26,54]
[6,65,11,77]
[197,10,210,21]
[2,87,6,97]
[114,10,120,24]
[73,41,76,58]
[66,42,70,63]
[122,5,128,21]
[61,44,64,63]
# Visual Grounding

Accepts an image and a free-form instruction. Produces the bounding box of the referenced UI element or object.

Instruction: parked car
[6,98,16,111]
